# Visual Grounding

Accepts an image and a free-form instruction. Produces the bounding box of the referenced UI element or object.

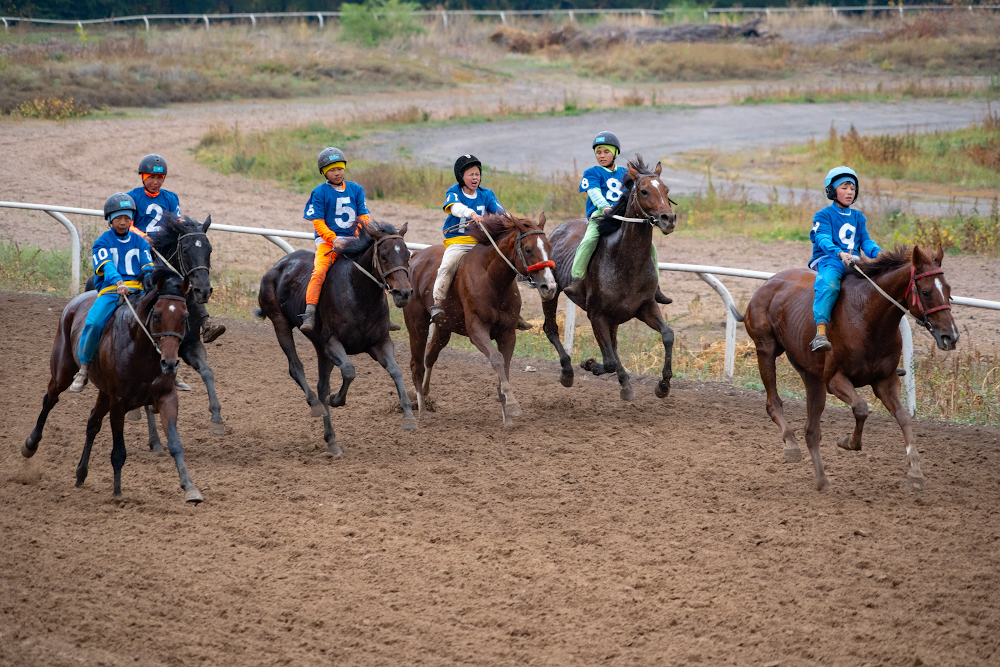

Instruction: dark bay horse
[86,214,223,449]
[541,156,677,401]
[256,221,415,455]
[24,268,202,501]
[404,213,557,427]
[740,245,958,492]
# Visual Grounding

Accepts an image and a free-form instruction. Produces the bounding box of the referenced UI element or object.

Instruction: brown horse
[404,213,557,427]
[739,245,958,492]
[23,268,202,501]
[541,156,677,401]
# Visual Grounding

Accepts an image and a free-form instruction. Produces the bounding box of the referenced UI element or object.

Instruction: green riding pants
[570,216,659,280]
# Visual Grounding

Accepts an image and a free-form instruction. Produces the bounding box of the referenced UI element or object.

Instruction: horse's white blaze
[534,242,557,287]
[169,305,176,312]
[933,278,958,337]
[195,240,202,247]
[651,179,662,190]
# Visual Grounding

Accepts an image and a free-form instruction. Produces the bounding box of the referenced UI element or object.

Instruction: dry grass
[740,78,1000,105]
[579,41,791,82]
[12,96,93,119]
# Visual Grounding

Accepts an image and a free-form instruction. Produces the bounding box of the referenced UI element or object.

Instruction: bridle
[477,221,555,289]
[851,262,951,331]
[123,292,188,355]
[352,234,410,292]
[166,232,210,277]
[612,178,677,225]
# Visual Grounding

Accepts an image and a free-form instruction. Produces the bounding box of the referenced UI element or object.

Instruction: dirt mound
[2,290,999,665]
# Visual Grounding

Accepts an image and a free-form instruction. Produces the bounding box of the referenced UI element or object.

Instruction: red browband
[906,267,951,316]
[526,260,555,273]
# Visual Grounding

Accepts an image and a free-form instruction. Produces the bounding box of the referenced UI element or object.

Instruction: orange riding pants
[306,241,338,305]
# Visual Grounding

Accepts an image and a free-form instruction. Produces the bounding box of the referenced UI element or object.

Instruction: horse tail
[253,308,266,320]
[728,303,745,322]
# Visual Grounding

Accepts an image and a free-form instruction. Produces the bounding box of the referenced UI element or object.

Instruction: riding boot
[300,304,317,333]
[202,321,226,344]
[810,333,832,352]
[563,278,585,301]
[175,377,192,391]
[429,300,446,325]
[389,322,402,332]
[68,369,89,392]
[517,316,532,331]
[654,286,673,305]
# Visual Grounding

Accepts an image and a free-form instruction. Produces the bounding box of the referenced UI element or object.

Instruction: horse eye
[525,246,533,253]
[640,189,648,196]
[922,289,931,297]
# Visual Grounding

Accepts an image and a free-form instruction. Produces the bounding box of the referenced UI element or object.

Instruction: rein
[351,234,410,292]
[476,221,554,288]
[851,262,950,331]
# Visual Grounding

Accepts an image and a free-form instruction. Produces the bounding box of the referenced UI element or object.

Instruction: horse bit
[477,221,555,290]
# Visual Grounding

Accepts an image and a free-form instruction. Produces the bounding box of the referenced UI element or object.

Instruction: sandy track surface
[3,290,1000,666]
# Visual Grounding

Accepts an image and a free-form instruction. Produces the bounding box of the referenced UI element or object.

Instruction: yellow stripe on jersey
[98,280,143,296]
[444,235,476,246]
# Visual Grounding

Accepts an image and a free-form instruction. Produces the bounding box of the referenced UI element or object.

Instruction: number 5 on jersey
[335,197,356,228]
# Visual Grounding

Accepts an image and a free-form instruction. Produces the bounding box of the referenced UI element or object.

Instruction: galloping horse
[740,245,958,491]
[256,221,415,455]
[24,268,202,501]
[86,214,223,448]
[541,156,677,401]
[404,213,557,427]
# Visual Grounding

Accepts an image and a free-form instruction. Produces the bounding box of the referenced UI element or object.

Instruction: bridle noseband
[612,179,677,226]
[352,234,410,292]
[167,231,210,277]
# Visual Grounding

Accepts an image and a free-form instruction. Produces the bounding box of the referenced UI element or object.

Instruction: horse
[738,245,959,492]
[256,220,415,455]
[540,155,677,401]
[85,214,223,450]
[23,268,202,501]
[403,212,557,427]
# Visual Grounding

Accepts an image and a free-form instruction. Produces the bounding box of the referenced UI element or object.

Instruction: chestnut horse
[23,268,202,501]
[541,156,677,401]
[256,221,415,455]
[404,213,557,427]
[739,245,958,492]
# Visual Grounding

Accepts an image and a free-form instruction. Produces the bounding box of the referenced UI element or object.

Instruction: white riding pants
[432,243,475,301]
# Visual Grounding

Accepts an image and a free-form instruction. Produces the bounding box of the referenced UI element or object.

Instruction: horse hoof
[783,446,802,463]
[907,471,926,491]
[126,408,142,421]
[620,387,636,401]
[506,400,522,418]
[654,380,670,398]
[310,403,326,418]
[21,440,37,458]
[816,477,831,493]
[560,373,574,388]
[581,358,599,374]
[185,488,203,503]
[327,442,342,457]
[75,478,85,488]
[212,423,226,435]
[402,417,417,432]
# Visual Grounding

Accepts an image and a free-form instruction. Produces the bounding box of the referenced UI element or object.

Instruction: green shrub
[339,0,423,47]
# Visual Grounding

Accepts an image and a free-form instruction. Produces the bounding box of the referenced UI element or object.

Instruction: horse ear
[934,244,944,265]
[911,245,922,267]
[202,215,212,233]
[538,212,546,230]
[398,222,408,237]
[627,163,639,183]
[654,161,662,176]
[181,277,190,295]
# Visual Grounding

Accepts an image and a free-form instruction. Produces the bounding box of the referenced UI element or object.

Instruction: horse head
[145,268,190,375]
[368,220,413,308]
[150,214,213,305]
[909,245,958,351]
[511,212,558,300]
[627,156,676,235]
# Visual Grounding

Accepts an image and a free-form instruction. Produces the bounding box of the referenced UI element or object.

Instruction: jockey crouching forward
[69,193,155,392]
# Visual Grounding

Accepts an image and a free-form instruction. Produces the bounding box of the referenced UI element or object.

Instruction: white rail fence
[3,5,1000,30]
[4,199,999,417]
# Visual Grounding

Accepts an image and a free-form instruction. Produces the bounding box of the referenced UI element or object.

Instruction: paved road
[358,99,994,214]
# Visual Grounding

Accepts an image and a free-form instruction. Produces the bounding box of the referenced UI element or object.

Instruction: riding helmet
[138,153,168,176]
[104,193,137,223]
[592,131,621,157]
[824,166,859,202]
[454,154,482,185]
[318,147,347,175]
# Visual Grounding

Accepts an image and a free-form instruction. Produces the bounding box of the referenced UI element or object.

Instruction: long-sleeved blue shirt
[809,203,882,269]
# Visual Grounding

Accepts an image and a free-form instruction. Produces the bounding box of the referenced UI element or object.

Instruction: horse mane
[147,213,202,252]
[147,266,186,296]
[853,245,912,279]
[595,155,654,237]
[467,213,536,245]
[338,219,399,260]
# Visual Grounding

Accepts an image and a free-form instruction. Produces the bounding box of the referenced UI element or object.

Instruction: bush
[13,97,91,119]
[339,0,423,47]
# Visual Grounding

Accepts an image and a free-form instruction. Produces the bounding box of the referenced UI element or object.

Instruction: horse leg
[637,300,674,398]
[23,385,61,458]
[157,391,202,502]
[75,391,110,487]
[183,340,224,433]
[370,337,417,432]
[273,313,324,417]
[754,337,801,462]
[422,325,452,397]
[325,337,355,409]
[583,316,634,401]
[406,309,431,417]
[24,323,76,457]
[803,376,830,492]
[827,371,868,452]
[467,321,520,426]
[145,406,164,453]
[315,350,340,456]
[872,374,925,491]
[109,405,128,498]
[542,293,574,387]
[496,325,520,427]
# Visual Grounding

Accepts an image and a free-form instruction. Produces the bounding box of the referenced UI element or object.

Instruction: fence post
[500,11,506,25]
[44,211,81,295]
[703,10,708,21]
[832,7,837,18]
[568,10,575,22]
[899,317,916,416]
[696,272,739,382]
[898,6,904,19]
[2,18,7,31]
[441,11,448,27]
[142,16,149,31]
[563,297,576,354]
[317,13,324,28]
[203,15,209,30]
[249,14,255,28]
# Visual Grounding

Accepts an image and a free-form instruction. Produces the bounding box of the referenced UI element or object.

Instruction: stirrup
[563,279,585,300]
[810,334,832,352]
[202,323,226,344]
[300,310,316,333]
[68,370,89,393]
[654,287,673,305]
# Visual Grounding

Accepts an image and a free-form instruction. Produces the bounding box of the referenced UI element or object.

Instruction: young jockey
[69,193,155,392]
[563,132,670,305]
[809,166,883,352]
[429,154,506,325]
[127,153,225,346]
[300,147,371,334]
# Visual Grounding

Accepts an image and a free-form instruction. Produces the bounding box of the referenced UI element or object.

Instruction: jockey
[809,166,883,352]
[429,154,506,325]
[563,131,671,305]
[128,153,225,346]
[69,193,155,392]
[300,147,371,334]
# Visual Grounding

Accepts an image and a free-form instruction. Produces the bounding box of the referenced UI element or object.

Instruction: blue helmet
[824,166,859,202]
[103,193,137,223]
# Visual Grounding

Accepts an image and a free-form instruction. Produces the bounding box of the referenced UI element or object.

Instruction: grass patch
[12,96,93,119]
[0,241,75,294]
[578,41,792,83]
[739,78,1000,105]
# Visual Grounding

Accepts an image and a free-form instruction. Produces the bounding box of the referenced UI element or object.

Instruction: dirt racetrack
[2,290,1000,666]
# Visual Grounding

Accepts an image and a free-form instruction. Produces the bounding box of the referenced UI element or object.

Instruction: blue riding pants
[813,258,848,326]
[77,292,121,366]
